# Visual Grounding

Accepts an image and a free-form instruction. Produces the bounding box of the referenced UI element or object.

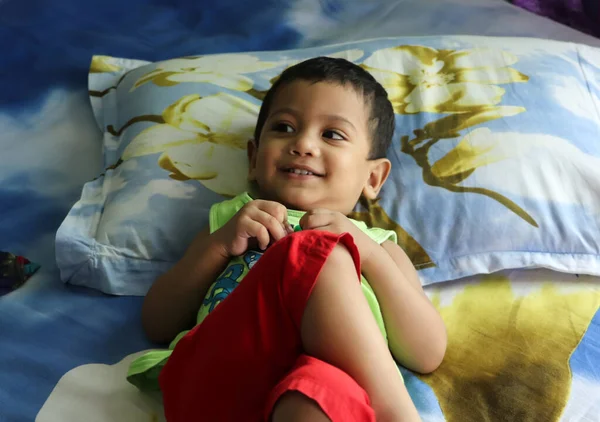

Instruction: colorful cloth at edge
[0,252,40,296]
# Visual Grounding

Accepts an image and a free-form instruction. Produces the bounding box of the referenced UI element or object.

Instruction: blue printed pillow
[56,36,600,295]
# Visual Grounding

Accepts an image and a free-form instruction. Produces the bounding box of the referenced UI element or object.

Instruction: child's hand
[214,200,293,256]
[300,209,378,265]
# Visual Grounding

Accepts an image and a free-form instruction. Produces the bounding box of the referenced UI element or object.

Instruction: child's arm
[142,200,291,344]
[141,226,230,344]
[362,241,447,374]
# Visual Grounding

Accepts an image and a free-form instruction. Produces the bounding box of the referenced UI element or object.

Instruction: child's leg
[271,392,331,422]
[160,231,361,422]
[301,243,420,422]
[266,354,376,422]
[159,231,418,422]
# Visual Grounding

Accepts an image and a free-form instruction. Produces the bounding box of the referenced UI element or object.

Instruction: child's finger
[257,200,288,225]
[256,226,270,250]
[238,218,269,251]
[252,210,287,243]
[300,212,332,230]
[246,221,270,250]
[253,200,292,237]
[285,223,294,234]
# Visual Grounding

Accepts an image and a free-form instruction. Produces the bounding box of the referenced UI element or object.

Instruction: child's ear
[362,158,391,200]
[247,139,258,181]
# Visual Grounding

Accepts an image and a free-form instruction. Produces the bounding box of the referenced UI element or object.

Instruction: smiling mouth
[285,168,316,176]
[281,167,324,177]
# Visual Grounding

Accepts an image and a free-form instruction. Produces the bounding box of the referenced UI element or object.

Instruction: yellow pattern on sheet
[421,275,600,421]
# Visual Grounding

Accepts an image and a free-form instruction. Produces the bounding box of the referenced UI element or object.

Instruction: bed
[1,1,599,421]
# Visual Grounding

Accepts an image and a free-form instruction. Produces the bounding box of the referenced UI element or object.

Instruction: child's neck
[247,183,305,213]
[247,184,354,216]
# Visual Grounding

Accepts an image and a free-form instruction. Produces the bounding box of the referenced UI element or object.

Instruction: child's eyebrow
[270,107,357,131]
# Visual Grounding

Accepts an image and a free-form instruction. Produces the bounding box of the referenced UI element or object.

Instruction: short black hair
[253,56,395,160]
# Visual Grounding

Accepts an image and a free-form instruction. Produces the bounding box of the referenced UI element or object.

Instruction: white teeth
[287,168,313,175]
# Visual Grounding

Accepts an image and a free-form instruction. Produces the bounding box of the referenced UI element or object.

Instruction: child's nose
[290,132,319,157]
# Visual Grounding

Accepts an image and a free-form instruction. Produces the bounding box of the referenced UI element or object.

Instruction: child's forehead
[269,80,370,121]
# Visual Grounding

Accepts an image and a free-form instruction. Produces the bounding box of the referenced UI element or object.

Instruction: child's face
[248,80,389,213]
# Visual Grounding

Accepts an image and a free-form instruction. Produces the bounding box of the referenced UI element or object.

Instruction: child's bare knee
[271,391,330,422]
[325,242,357,271]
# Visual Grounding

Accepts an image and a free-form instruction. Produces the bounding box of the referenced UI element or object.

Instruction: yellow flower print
[421,276,600,421]
[90,55,122,73]
[123,93,259,196]
[131,53,278,91]
[431,127,518,179]
[401,115,538,227]
[362,46,528,114]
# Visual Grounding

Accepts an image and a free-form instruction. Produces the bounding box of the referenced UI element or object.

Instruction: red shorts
[159,231,376,422]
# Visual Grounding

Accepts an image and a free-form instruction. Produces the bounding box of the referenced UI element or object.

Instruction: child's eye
[272,123,294,133]
[322,130,345,140]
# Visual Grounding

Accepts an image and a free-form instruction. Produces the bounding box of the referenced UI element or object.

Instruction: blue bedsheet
[1,1,600,421]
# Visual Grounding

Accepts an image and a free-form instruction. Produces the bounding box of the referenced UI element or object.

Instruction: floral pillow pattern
[56,36,600,295]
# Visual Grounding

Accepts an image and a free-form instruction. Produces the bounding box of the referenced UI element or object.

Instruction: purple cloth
[511,0,599,37]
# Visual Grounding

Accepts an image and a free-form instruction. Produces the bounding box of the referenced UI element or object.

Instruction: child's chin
[277,189,317,210]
